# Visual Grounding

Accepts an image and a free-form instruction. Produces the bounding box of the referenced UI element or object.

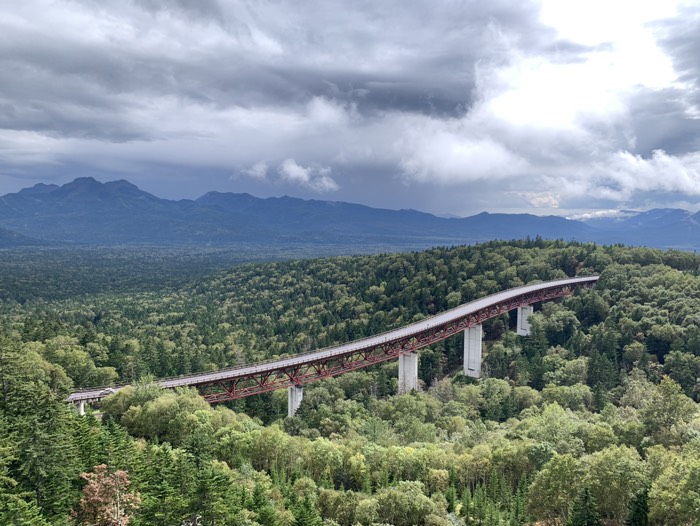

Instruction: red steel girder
[193,281,594,403]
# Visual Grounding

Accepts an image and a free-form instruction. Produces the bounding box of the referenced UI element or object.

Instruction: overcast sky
[1,0,700,217]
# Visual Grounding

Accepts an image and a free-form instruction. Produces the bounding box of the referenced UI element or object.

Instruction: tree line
[0,239,699,524]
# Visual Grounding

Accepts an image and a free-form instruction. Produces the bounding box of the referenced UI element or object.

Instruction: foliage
[566,486,602,526]
[73,464,140,526]
[0,240,699,524]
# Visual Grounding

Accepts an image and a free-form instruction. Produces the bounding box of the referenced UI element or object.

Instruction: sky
[1,0,700,218]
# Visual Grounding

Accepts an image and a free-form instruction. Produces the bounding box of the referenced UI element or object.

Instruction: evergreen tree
[14,397,80,521]
[509,476,528,525]
[257,503,280,526]
[626,488,649,526]
[292,495,322,526]
[567,487,602,526]
[445,484,457,513]
[0,496,50,526]
[0,418,49,526]
[460,488,473,524]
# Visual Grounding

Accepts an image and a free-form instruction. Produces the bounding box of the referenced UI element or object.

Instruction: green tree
[566,487,602,526]
[375,481,437,526]
[625,488,648,526]
[649,456,700,525]
[292,495,322,526]
[528,454,582,523]
[641,377,697,447]
[584,445,646,523]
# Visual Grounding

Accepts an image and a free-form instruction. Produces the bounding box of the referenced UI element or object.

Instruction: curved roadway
[68,275,599,403]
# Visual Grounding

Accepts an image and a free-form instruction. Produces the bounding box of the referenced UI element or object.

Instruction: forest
[1,239,700,525]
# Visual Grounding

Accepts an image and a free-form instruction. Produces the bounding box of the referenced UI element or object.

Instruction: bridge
[68,276,598,416]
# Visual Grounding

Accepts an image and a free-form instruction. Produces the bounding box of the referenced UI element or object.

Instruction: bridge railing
[67,275,599,403]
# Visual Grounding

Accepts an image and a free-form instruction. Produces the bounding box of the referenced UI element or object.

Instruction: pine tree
[509,475,529,525]
[100,420,135,472]
[460,487,473,524]
[15,398,80,521]
[445,484,457,513]
[257,503,280,526]
[0,495,50,526]
[472,484,487,524]
[625,488,649,526]
[292,495,322,526]
[0,418,49,526]
[567,487,602,526]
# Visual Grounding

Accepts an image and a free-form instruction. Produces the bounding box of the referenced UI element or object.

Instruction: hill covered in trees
[1,240,700,525]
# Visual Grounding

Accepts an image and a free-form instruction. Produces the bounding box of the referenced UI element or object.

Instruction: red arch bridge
[68,276,598,416]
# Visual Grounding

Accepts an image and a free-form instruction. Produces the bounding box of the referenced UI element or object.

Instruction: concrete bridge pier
[77,401,86,416]
[517,305,534,336]
[398,352,419,394]
[464,324,483,378]
[288,385,304,417]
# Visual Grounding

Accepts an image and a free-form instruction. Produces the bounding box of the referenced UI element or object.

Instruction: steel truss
[197,281,592,403]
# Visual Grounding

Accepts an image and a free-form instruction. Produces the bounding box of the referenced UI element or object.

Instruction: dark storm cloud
[1,0,700,215]
[659,5,700,104]
[133,0,226,23]
[627,88,700,156]
[0,0,556,141]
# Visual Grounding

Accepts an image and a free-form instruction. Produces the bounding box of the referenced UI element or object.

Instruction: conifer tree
[445,484,457,513]
[567,487,602,526]
[0,418,49,526]
[509,476,529,525]
[460,487,473,525]
[292,495,322,526]
[625,489,649,526]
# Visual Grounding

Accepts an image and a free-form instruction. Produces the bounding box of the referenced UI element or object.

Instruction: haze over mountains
[0,177,698,250]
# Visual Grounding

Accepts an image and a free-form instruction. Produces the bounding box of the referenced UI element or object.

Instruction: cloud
[278,159,339,192]
[397,120,529,184]
[594,149,700,198]
[0,0,699,216]
[521,192,560,208]
[567,209,638,221]
[242,161,268,180]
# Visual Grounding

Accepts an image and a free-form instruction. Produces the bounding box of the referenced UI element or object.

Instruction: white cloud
[1,0,700,215]
[242,161,268,180]
[567,209,637,221]
[278,159,339,192]
[397,122,529,184]
[595,149,700,198]
[521,192,560,208]
[279,159,310,183]
[306,97,351,126]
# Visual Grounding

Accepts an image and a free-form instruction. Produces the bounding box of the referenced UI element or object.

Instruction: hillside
[1,177,699,250]
[0,224,44,247]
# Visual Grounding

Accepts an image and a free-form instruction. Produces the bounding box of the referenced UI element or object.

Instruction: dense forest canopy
[1,239,700,525]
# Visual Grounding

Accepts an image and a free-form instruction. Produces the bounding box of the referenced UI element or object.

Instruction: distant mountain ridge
[0,225,43,247]
[0,177,697,250]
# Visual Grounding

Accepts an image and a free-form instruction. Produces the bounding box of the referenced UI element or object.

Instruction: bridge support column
[288,385,304,417]
[77,401,86,416]
[464,324,483,378]
[517,305,534,336]
[398,352,419,394]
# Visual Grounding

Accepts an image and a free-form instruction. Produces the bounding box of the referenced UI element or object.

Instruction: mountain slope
[0,177,697,249]
[0,225,44,247]
[580,208,700,250]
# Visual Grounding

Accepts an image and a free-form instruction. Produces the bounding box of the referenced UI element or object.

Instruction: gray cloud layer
[1,0,699,216]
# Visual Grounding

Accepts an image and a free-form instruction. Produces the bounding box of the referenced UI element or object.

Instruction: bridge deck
[67,275,598,403]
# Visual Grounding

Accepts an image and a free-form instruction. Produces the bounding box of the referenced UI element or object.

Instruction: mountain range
[0,177,698,250]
